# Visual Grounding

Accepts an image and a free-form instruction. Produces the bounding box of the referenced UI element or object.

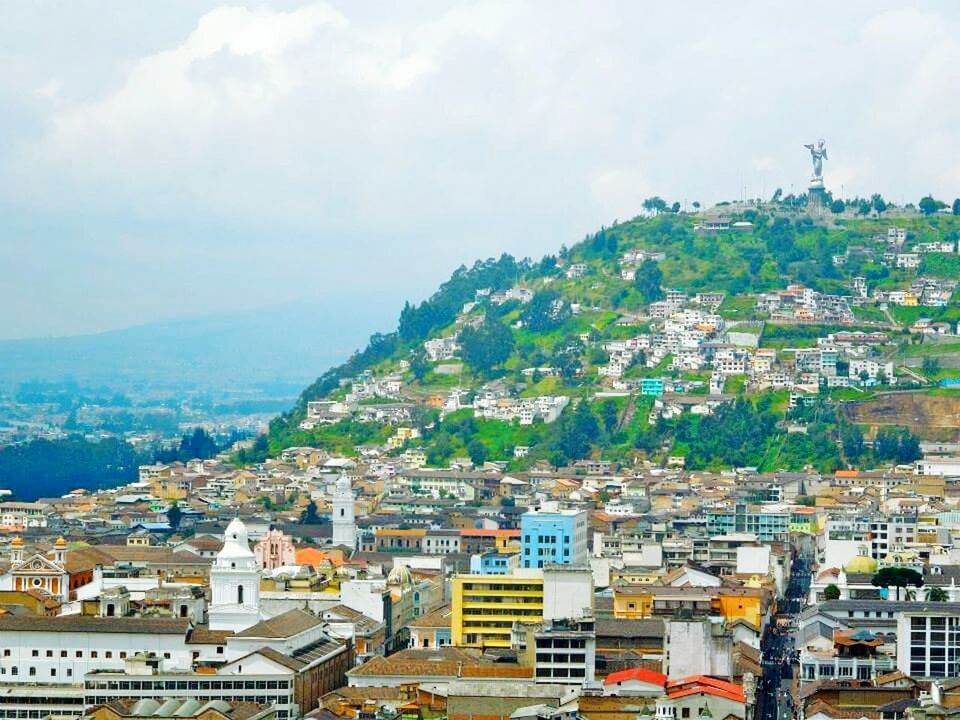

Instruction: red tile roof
[666,676,745,703]
[604,668,667,687]
[667,687,746,703]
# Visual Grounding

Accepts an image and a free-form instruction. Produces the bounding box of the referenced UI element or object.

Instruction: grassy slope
[266,209,960,466]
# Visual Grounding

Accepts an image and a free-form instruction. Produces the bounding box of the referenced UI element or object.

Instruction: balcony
[799,652,895,682]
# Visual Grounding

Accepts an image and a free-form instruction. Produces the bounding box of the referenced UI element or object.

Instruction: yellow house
[717,589,765,628]
[151,476,189,501]
[451,574,544,648]
[612,586,653,619]
[790,507,818,535]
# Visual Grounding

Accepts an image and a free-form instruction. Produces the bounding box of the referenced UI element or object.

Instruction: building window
[238,585,244,605]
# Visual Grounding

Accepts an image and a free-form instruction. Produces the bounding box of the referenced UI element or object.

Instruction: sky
[1,0,959,339]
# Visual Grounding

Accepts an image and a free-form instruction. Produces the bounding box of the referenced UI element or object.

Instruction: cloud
[2,1,960,337]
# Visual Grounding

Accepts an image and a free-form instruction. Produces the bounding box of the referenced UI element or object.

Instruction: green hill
[254,202,960,474]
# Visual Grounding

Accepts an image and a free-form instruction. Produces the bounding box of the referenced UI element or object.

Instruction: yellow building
[151,476,189,501]
[612,586,653,619]
[451,574,544,648]
[716,589,764,629]
[790,507,818,535]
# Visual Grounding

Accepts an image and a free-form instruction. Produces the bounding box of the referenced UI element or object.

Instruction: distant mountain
[0,294,401,393]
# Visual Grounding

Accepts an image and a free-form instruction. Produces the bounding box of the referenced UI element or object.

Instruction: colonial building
[253,529,296,571]
[209,518,265,633]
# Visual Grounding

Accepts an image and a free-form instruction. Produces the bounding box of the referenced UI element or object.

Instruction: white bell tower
[208,518,263,632]
[332,474,356,551]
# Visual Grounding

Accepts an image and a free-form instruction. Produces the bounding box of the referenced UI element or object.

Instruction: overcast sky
[1,1,959,339]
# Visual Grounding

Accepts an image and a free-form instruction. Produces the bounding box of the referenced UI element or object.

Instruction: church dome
[387,564,412,586]
[844,553,877,574]
[10,536,23,547]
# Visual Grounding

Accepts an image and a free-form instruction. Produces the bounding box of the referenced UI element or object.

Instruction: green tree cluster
[873,427,921,464]
[460,318,515,374]
[522,290,572,332]
[634,260,665,304]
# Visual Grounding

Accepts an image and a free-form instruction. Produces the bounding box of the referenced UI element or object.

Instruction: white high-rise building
[332,474,356,551]
[208,518,264,632]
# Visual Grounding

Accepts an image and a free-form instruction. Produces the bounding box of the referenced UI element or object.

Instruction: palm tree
[925,586,949,602]
[904,588,917,601]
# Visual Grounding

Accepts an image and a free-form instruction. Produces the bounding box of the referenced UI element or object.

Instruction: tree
[841,424,865,461]
[300,500,320,525]
[925,586,949,602]
[873,427,900,460]
[692,201,701,210]
[459,318,515,374]
[600,399,619,434]
[634,260,665,304]
[871,193,887,215]
[824,584,841,601]
[670,201,681,214]
[552,400,601,463]
[873,426,921,464]
[919,195,943,216]
[953,198,960,215]
[922,356,941,378]
[897,431,921,464]
[872,566,923,600]
[642,196,668,215]
[830,199,846,214]
[166,502,183,530]
[466,439,489,467]
[522,290,571,332]
[157,427,219,463]
[410,348,429,381]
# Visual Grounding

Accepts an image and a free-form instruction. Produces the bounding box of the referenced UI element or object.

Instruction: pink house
[253,528,296,570]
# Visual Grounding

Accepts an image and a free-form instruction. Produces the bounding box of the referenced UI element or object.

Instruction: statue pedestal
[808,179,827,215]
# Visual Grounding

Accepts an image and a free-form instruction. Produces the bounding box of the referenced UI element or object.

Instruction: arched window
[237,585,244,605]
[106,604,115,617]
[340,508,345,517]
[180,605,188,618]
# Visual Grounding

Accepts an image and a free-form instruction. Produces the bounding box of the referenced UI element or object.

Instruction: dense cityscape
[3,5,960,720]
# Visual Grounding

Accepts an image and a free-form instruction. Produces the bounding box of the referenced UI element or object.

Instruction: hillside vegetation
[259,201,960,474]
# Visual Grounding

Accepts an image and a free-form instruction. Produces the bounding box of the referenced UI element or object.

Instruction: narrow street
[756,550,812,720]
